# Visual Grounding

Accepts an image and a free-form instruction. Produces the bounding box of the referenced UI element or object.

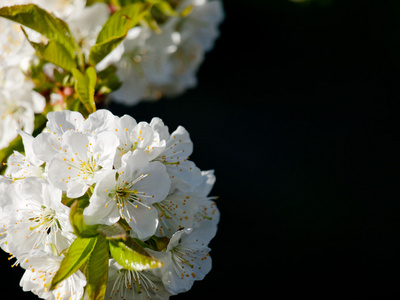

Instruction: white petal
[127,204,159,240]
[32,132,60,162]
[83,171,120,226]
[46,110,85,135]
[133,161,171,205]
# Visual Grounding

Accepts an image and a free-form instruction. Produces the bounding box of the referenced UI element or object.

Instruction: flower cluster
[0,109,219,299]
[106,0,224,105]
[0,0,224,150]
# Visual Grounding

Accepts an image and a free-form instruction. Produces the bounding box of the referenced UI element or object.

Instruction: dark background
[3,0,400,298]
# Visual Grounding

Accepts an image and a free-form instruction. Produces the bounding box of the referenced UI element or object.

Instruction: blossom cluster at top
[0,0,224,150]
[0,109,219,299]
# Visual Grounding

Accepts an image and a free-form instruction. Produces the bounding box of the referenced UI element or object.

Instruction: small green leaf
[98,223,127,240]
[72,67,97,114]
[142,13,162,34]
[109,238,163,271]
[85,235,109,300]
[0,4,78,59]
[88,2,152,65]
[21,28,76,72]
[102,2,152,43]
[88,36,126,66]
[70,200,99,238]
[50,236,97,290]
[154,0,179,17]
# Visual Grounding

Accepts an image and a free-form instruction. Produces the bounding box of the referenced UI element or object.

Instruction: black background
[3,0,400,298]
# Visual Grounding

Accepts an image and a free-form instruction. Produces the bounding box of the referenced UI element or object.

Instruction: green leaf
[70,200,99,238]
[50,236,97,290]
[101,2,152,43]
[88,2,152,66]
[72,67,97,114]
[142,13,162,34]
[85,235,109,300]
[0,4,78,59]
[21,28,77,72]
[98,223,127,240]
[109,238,163,271]
[154,0,179,17]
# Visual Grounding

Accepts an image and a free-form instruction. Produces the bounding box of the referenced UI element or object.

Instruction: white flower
[32,110,117,162]
[112,114,166,167]
[191,170,220,228]
[0,109,218,298]
[154,170,218,238]
[4,130,45,180]
[32,110,87,162]
[19,249,86,300]
[0,18,35,68]
[0,66,45,149]
[178,0,224,52]
[5,177,74,259]
[108,23,180,105]
[159,37,203,97]
[149,222,216,295]
[84,150,171,240]
[160,0,224,97]
[47,130,119,198]
[154,191,198,238]
[29,110,119,197]
[106,259,171,300]
[149,118,202,191]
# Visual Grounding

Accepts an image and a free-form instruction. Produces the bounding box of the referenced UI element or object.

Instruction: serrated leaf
[72,67,97,114]
[85,235,109,300]
[109,238,163,271]
[88,2,152,65]
[98,223,127,240]
[50,236,97,290]
[0,4,78,59]
[21,28,76,72]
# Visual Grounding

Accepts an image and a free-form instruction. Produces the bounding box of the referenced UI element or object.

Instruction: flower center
[104,174,152,222]
[79,158,98,177]
[110,269,159,300]
[26,205,61,249]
